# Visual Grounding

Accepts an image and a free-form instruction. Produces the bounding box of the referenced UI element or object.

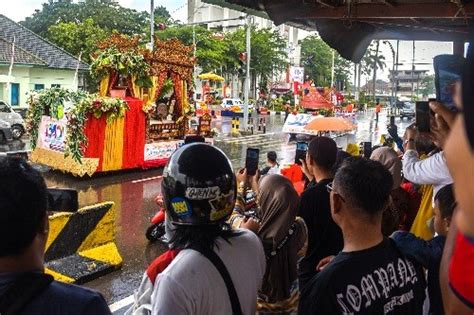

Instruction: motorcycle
[145,196,167,242]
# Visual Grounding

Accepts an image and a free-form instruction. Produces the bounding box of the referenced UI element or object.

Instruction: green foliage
[21,0,147,38]
[48,18,108,64]
[361,41,387,77]
[90,47,150,87]
[27,88,128,163]
[223,27,288,83]
[419,74,435,98]
[156,25,228,73]
[300,35,351,88]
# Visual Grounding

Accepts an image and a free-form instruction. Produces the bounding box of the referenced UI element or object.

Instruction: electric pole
[242,15,251,131]
[150,0,154,50]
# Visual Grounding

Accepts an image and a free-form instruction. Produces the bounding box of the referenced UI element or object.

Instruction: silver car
[0,100,25,139]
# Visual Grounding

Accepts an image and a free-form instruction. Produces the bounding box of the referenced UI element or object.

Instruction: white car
[221,98,254,111]
[0,100,25,139]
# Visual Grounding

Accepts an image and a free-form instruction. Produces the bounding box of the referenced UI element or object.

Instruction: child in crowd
[392,184,456,315]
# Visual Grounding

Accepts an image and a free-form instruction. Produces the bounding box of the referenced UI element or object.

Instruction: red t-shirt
[449,232,474,308]
[375,104,381,113]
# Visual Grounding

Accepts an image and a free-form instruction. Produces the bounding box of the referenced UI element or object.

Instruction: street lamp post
[150,0,154,50]
[242,15,251,131]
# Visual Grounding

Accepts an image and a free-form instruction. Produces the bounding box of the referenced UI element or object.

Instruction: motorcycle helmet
[161,143,236,225]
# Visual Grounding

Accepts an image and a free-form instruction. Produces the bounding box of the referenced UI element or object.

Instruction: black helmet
[161,143,236,225]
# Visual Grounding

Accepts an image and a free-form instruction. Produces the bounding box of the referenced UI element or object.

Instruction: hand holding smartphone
[416,101,431,133]
[295,142,308,165]
[245,148,260,176]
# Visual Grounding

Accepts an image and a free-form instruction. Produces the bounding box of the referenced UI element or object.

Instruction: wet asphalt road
[5,109,413,311]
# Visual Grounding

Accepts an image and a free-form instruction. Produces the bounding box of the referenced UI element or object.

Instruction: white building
[0,15,88,109]
[188,0,307,98]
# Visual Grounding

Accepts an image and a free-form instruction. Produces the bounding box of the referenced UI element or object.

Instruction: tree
[21,0,147,38]
[419,74,435,98]
[223,27,288,94]
[360,41,386,99]
[300,35,332,86]
[155,25,229,73]
[48,18,108,64]
[300,35,351,88]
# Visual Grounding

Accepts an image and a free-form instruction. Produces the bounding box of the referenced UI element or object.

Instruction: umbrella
[198,73,225,82]
[304,117,356,134]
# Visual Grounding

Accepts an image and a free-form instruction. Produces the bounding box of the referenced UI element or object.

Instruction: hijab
[257,174,301,302]
[370,147,402,190]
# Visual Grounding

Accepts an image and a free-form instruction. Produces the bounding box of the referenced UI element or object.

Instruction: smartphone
[47,188,78,212]
[416,101,431,133]
[434,55,465,110]
[245,148,259,176]
[295,142,308,165]
[363,142,372,158]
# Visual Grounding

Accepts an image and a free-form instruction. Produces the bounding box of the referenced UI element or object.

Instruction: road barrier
[45,201,123,284]
[231,117,240,134]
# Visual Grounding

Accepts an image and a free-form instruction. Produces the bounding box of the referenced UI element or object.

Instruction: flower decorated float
[29,34,213,176]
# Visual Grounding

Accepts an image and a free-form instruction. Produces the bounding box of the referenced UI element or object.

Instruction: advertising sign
[282,113,322,134]
[36,116,67,152]
[290,66,305,83]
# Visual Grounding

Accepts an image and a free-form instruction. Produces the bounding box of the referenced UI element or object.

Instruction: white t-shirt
[267,165,280,175]
[150,229,265,315]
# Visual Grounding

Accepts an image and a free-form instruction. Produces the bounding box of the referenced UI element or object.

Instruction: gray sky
[4,1,454,81]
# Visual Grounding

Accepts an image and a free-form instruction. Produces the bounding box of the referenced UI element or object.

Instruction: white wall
[0,65,77,107]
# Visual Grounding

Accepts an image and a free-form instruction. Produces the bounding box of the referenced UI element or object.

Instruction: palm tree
[360,41,387,101]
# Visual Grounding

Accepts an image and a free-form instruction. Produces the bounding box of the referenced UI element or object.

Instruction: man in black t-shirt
[298,137,343,290]
[299,157,426,314]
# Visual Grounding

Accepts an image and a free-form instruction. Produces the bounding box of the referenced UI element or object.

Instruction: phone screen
[363,142,372,158]
[416,101,430,133]
[245,148,259,176]
[295,142,308,165]
[47,188,78,212]
[434,55,464,110]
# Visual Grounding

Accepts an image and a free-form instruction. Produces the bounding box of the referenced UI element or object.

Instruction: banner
[290,66,305,83]
[37,116,67,152]
[282,113,322,134]
[144,140,182,161]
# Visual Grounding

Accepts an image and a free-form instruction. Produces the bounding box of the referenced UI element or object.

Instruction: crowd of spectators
[1,35,474,315]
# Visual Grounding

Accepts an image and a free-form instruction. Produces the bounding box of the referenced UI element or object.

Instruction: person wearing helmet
[130,143,265,315]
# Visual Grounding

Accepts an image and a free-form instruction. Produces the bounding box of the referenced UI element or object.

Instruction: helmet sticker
[209,191,235,221]
[171,197,192,218]
[185,186,221,200]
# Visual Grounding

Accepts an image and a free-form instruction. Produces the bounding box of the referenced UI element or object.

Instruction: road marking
[132,176,163,184]
[109,294,134,313]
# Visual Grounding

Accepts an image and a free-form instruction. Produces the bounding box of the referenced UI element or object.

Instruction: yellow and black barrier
[231,117,240,134]
[44,202,123,284]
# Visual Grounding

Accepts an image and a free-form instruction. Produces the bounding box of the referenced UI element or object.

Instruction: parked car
[221,98,254,111]
[0,100,26,139]
[0,119,13,144]
[399,102,415,120]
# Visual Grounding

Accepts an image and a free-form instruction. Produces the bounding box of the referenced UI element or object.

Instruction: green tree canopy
[48,18,108,64]
[300,35,351,89]
[419,74,435,98]
[21,0,148,37]
[224,27,288,83]
[155,25,228,73]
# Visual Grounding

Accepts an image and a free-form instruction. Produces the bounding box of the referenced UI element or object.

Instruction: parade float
[28,34,213,177]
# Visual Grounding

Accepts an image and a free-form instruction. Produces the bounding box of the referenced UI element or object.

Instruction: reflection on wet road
[35,109,413,306]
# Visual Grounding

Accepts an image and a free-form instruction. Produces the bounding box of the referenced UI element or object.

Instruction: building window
[34,84,45,91]
[51,84,61,88]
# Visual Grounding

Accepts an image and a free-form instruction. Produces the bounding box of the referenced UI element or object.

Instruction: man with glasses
[299,157,426,314]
